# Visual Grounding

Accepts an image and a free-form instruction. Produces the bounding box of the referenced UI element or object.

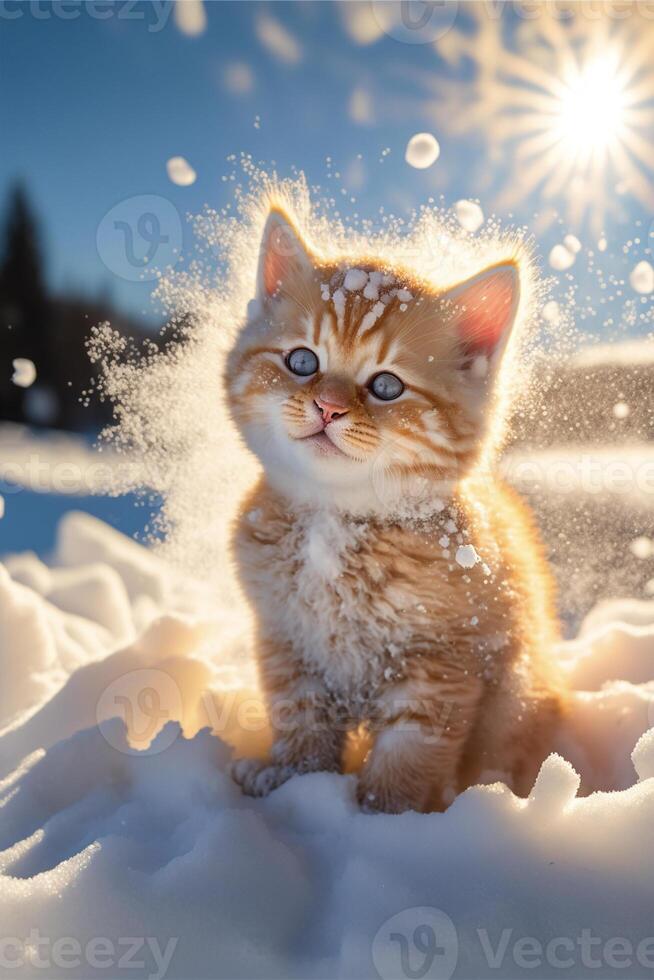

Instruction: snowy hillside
[2,504,654,978]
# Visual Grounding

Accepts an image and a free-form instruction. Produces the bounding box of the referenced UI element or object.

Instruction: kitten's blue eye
[370,372,404,401]
[286,348,319,376]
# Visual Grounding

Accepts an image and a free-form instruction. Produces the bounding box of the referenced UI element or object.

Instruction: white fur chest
[241,507,416,704]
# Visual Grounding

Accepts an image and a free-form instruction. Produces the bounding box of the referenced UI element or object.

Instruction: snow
[629,260,654,295]
[348,87,373,125]
[360,300,386,332]
[363,270,382,301]
[455,544,479,569]
[542,299,560,325]
[563,233,581,254]
[2,505,654,976]
[57,510,169,605]
[528,752,580,809]
[173,0,207,37]
[632,728,654,780]
[223,61,255,95]
[11,358,36,389]
[548,243,576,270]
[454,199,484,233]
[255,11,302,66]
[630,536,653,559]
[572,337,654,367]
[332,287,346,320]
[343,268,368,292]
[339,2,385,45]
[166,156,197,187]
[405,132,440,169]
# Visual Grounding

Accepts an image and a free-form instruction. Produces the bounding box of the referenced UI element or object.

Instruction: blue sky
[2,1,653,334]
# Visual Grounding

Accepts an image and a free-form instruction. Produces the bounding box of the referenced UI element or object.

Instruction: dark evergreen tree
[1,184,48,308]
[0,183,156,432]
[0,184,52,423]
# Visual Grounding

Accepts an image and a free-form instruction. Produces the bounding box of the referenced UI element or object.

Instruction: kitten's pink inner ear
[259,210,311,299]
[451,264,519,357]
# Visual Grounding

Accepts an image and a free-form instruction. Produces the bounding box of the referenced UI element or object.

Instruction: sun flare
[431,11,654,231]
[555,56,628,159]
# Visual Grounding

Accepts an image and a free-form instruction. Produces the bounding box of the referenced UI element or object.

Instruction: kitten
[226,205,565,813]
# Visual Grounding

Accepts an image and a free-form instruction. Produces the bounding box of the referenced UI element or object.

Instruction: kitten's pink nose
[314,397,349,425]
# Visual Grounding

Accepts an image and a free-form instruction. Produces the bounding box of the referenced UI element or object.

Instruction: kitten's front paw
[230,758,294,797]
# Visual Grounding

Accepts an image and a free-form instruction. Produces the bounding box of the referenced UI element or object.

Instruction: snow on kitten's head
[226,205,520,511]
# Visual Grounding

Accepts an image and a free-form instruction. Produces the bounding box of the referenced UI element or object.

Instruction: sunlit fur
[227,207,566,813]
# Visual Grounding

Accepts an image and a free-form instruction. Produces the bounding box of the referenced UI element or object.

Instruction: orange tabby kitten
[227,205,565,813]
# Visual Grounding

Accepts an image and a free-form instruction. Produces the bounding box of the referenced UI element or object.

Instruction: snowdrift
[2,512,654,979]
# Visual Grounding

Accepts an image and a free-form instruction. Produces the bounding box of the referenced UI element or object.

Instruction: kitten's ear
[443,262,520,369]
[256,208,315,302]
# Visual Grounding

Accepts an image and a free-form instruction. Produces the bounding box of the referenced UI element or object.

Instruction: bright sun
[555,56,627,159]
[429,12,654,231]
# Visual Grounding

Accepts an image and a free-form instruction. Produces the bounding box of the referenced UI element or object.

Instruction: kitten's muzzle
[313,376,355,425]
[313,397,349,425]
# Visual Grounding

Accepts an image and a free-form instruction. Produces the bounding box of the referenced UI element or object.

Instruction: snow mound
[2,514,654,977]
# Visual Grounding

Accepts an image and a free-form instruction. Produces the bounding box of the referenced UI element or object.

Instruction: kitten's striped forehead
[287,265,462,380]
[320,266,415,340]
[293,265,441,375]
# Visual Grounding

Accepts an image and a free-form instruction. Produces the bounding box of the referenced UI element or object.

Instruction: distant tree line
[0,184,153,433]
